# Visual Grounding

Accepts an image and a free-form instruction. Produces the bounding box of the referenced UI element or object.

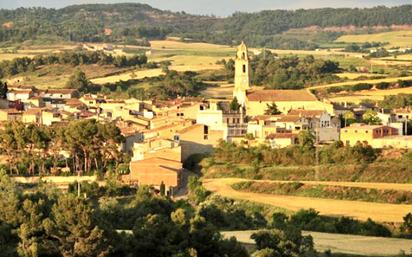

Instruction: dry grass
[90,68,164,84]
[203,178,412,223]
[150,40,233,51]
[336,30,412,48]
[222,230,412,256]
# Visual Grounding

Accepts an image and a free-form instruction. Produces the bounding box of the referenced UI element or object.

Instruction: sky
[0,0,411,16]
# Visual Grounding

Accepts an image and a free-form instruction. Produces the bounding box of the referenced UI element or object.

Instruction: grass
[203,178,412,223]
[222,230,412,256]
[336,30,412,48]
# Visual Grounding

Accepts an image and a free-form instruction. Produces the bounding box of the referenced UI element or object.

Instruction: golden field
[336,30,412,48]
[203,178,412,223]
[329,87,412,103]
[222,230,412,256]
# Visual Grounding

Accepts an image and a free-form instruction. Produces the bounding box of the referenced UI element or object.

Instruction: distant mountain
[0,3,411,48]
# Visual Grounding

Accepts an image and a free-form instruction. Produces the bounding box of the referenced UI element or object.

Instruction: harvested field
[203,178,412,222]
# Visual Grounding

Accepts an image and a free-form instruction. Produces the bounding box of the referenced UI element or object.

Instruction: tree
[230,97,241,112]
[66,69,90,92]
[401,213,412,235]
[0,81,8,99]
[298,130,315,150]
[343,111,356,127]
[264,103,281,115]
[362,110,381,125]
[44,194,112,257]
[251,228,315,257]
[160,181,166,196]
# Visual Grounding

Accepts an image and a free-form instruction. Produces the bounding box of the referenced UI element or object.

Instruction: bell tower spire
[233,41,250,107]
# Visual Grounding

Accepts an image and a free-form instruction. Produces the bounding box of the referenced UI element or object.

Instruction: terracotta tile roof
[277,115,304,123]
[288,109,324,117]
[247,90,317,102]
[8,89,33,94]
[24,108,42,115]
[0,108,21,114]
[65,99,86,107]
[43,89,77,94]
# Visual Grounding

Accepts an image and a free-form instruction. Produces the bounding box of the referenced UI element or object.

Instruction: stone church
[232,42,334,116]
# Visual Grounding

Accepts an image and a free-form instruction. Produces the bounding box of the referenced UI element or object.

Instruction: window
[242,64,246,73]
[242,52,246,59]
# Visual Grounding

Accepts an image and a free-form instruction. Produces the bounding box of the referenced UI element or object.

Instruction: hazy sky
[1,0,411,16]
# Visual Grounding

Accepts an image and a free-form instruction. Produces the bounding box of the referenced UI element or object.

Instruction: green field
[336,30,412,48]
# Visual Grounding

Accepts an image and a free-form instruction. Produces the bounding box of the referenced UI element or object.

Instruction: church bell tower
[233,41,250,107]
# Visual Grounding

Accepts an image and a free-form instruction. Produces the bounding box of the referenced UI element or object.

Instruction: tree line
[221,51,340,89]
[0,120,125,176]
[1,3,412,48]
[0,50,147,79]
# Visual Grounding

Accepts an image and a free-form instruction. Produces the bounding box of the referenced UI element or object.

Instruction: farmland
[336,30,412,48]
[203,178,412,223]
[222,230,412,256]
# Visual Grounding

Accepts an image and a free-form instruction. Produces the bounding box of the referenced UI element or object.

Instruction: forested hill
[0,3,412,48]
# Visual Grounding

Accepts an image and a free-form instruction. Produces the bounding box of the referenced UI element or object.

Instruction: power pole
[315,122,320,181]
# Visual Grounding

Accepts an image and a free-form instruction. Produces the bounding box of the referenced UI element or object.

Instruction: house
[0,108,22,121]
[266,133,298,148]
[178,124,224,161]
[196,100,247,141]
[124,157,182,194]
[131,138,181,162]
[340,123,399,146]
[41,89,78,100]
[7,89,33,101]
[22,108,42,124]
[288,109,340,142]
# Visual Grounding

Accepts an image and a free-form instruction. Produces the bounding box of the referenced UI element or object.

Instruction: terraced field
[203,178,412,222]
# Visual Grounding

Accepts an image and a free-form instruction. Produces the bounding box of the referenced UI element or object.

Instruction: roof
[24,108,42,115]
[178,124,204,134]
[130,157,182,171]
[288,109,325,117]
[8,89,32,94]
[65,99,86,107]
[345,123,395,130]
[277,115,305,123]
[247,90,317,102]
[43,89,77,94]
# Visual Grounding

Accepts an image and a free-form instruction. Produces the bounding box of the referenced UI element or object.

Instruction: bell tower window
[243,64,246,73]
[242,52,246,59]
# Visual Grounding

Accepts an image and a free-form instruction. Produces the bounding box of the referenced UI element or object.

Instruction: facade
[340,124,399,146]
[125,157,182,194]
[178,124,224,161]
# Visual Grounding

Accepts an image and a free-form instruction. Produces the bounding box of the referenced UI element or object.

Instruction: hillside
[1,3,412,49]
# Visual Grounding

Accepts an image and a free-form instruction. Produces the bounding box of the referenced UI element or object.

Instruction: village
[1,42,412,196]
